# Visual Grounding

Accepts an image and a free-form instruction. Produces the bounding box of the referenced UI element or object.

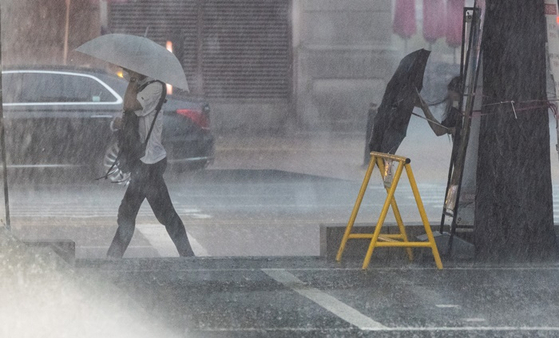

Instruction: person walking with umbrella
[76,34,195,258]
[106,68,195,258]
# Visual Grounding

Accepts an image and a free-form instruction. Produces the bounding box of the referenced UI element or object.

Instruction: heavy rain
[1,0,559,337]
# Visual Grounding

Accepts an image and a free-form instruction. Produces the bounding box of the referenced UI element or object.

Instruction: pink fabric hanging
[423,0,445,43]
[393,0,417,39]
[446,0,465,47]
[89,0,128,3]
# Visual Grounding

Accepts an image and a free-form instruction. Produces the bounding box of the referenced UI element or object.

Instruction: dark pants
[107,158,195,258]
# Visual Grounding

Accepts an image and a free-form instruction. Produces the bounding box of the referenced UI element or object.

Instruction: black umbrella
[369,49,431,154]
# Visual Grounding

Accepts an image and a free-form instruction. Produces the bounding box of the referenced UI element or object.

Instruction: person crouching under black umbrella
[107,69,195,258]
[415,75,463,168]
[416,76,462,141]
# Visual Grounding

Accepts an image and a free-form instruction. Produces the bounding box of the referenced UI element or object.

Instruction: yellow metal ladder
[336,151,443,269]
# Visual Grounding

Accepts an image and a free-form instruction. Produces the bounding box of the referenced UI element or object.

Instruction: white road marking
[189,214,212,219]
[136,223,209,257]
[464,318,486,322]
[104,265,559,273]
[261,269,387,330]
[193,326,559,332]
[5,205,207,218]
[186,232,209,256]
[435,304,461,308]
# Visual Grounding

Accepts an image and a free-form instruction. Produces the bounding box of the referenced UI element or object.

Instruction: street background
[6,115,559,258]
[5,116,559,337]
[4,1,559,336]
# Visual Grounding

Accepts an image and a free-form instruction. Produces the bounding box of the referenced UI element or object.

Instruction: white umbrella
[75,33,189,90]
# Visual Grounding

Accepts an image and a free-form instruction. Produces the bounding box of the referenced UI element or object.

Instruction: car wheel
[102,139,130,184]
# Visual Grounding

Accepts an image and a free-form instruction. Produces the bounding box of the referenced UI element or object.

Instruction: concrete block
[320,224,559,263]
[320,223,437,262]
[24,239,76,265]
[417,232,475,260]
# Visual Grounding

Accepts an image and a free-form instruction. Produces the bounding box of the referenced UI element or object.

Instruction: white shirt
[134,77,167,164]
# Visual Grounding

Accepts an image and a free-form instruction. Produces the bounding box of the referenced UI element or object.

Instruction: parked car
[1,67,214,181]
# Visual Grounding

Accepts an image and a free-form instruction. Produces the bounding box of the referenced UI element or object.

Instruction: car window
[96,75,128,95]
[18,72,118,103]
[65,74,119,102]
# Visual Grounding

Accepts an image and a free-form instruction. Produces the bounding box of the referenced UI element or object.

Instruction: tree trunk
[475,0,558,261]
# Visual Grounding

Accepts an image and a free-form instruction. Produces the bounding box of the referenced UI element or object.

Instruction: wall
[294,0,396,132]
[1,0,100,66]
[211,0,397,134]
[0,0,398,134]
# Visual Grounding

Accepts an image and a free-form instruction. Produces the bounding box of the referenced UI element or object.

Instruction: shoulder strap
[138,79,157,92]
[95,81,166,181]
[143,80,167,147]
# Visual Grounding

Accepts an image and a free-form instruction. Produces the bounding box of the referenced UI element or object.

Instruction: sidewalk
[6,129,457,260]
[8,127,559,261]
[5,128,559,336]
[210,129,454,184]
[4,224,559,338]
[211,123,559,186]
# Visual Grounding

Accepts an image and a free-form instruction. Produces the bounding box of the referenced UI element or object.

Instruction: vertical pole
[99,0,108,32]
[63,0,71,65]
[196,0,204,95]
[0,3,11,230]
[447,7,483,255]
[440,8,477,235]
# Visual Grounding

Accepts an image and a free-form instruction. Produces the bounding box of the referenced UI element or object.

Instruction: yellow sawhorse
[336,151,443,269]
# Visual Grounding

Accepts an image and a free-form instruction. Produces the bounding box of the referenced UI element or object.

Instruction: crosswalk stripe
[262,269,387,330]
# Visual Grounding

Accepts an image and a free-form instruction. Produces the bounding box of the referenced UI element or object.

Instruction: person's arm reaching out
[415,88,451,136]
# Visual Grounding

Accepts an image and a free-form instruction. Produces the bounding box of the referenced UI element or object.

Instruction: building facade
[1,0,396,133]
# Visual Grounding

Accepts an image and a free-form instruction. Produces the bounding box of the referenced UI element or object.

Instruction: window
[18,72,118,103]
[110,0,291,100]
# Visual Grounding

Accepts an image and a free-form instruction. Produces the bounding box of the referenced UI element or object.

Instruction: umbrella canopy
[75,34,189,90]
[368,49,431,154]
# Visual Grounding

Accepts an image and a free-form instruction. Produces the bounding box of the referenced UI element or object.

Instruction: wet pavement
[5,226,559,337]
[8,168,452,259]
[73,256,559,337]
[6,127,559,258]
[4,129,559,337]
